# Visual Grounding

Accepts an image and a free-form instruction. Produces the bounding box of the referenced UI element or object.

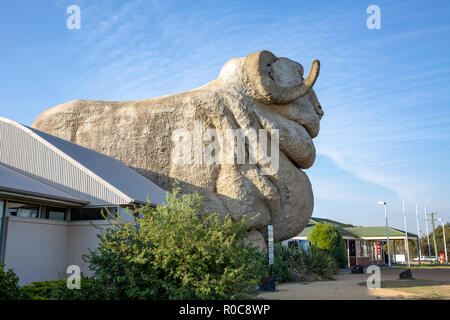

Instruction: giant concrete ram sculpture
[33,50,323,247]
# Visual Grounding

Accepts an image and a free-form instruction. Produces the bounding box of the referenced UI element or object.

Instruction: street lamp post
[415,202,422,266]
[437,219,448,265]
[378,201,391,268]
[402,199,410,268]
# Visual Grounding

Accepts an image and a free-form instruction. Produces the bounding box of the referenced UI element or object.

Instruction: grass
[380,279,450,299]
[359,279,450,299]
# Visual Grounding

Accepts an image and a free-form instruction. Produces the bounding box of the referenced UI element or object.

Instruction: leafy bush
[308,223,348,268]
[21,278,99,300]
[0,264,22,300]
[22,279,66,300]
[272,255,293,283]
[294,246,338,280]
[272,243,337,282]
[84,187,266,299]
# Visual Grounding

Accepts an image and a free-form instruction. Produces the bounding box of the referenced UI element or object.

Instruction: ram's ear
[245,50,320,105]
[268,57,304,86]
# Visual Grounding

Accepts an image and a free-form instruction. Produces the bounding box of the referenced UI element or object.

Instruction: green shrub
[272,252,293,283]
[308,223,348,268]
[84,187,266,300]
[0,264,22,300]
[22,279,65,300]
[21,278,99,300]
[294,246,338,280]
[272,243,337,282]
[273,243,301,282]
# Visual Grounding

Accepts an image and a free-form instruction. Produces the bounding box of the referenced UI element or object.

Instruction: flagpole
[424,206,432,263]
[402,199,410,267]
[415,202,422,266]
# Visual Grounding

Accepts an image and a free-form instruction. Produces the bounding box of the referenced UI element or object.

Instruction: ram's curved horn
[246,50,320,104]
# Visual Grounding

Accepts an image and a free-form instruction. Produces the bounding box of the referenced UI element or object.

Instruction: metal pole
[439,219,448,264]
[430,213,439,260]
[402,199,410,267]
[379,202,391,268]
[415,202,422,265]
[424,206,432,263]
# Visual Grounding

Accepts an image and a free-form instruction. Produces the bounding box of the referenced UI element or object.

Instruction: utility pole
[415,202,422,266]
[402,199,410,267]
[424,206,432,263]
[428,212,439,262]
[443,221,448,265]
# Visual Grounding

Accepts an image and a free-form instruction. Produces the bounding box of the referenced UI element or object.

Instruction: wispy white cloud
[41,0,450,221]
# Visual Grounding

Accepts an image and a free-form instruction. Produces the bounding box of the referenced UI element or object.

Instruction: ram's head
[216,50,323,170]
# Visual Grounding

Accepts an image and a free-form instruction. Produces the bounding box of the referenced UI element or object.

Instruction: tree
[84,186,266,299]
[307,223,347,268]
[385,239,418,261]
[419,223,449,260]
[0,264,23,300]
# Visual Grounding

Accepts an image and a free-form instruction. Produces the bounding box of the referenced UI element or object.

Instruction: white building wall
[66,220,110,277]
[4,217,68,285]
[3,217,110,285]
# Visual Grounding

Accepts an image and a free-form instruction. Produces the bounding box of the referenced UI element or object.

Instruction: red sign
[377,242,382,260]
[440,254,445,264]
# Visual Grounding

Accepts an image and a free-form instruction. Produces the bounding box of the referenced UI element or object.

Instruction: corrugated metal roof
[297,217,417,239]
[342,226,417,238]
[0,163,86,205]
[0,117,166,206]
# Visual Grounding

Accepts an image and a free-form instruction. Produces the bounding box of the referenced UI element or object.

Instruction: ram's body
[33,50,323,245]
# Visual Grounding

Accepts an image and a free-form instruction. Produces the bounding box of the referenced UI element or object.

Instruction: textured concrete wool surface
[33,50,324,247]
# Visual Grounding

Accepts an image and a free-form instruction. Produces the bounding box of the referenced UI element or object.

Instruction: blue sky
[1,0,449,235]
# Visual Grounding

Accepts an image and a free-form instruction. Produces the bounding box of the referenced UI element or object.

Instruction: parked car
[281,238,310,251]
[412,256,437,262]
[420,256,438,263]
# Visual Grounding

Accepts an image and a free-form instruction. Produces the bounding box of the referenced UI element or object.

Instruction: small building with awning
[289,217,419,267]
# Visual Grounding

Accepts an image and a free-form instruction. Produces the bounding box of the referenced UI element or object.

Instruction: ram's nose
[315,104,324,119]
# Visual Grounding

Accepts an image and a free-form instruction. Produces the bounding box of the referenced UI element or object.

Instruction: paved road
[253,268,450,300]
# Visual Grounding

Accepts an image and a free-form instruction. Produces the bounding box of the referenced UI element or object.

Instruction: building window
[7,202,39,218]
[70,207,117,221]
[41,206,67,221]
